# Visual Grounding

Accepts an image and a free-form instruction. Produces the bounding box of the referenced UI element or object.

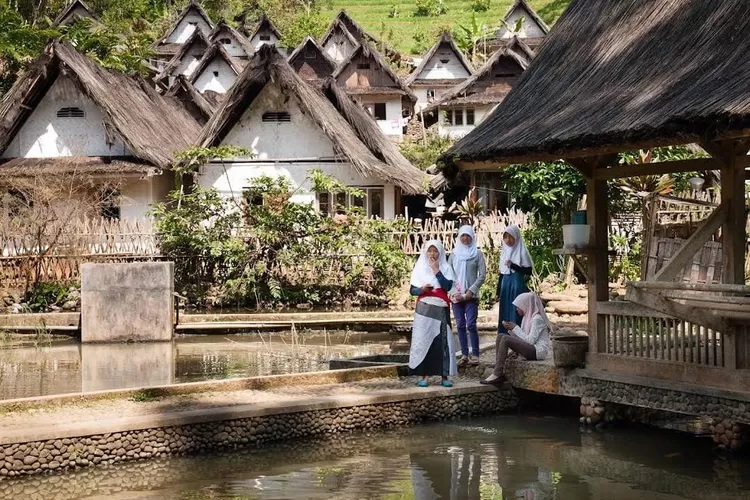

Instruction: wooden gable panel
[338,53,398,89]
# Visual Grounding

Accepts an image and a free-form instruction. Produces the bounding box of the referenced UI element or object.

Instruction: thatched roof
[198,45,426,194]
[0,40,202,170]
[153,0,214,52]
[165,75,219,123]
[333,44,416,102]
[53,0,100,26]
[188,42,246,85]
[320,78,429,190]
[154,28,209,84]
[424,38,532,112]
[247,14,281,42]
[405,32,473,86]
[496,0,550,39]
[209,19,254,56]
[321,10,400,62]
[445,0,750,166]
[288,36,336,84]
[0,157,160,177]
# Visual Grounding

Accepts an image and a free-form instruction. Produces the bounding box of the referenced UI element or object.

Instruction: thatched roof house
[246,14,281,50]
[53,0,101,27]
[165,75,220,124]
[209,19,254,59]
[445,0,750,167]
[495,0,549,47]
[288,36,336,85]
[321,10,400,63]
[152,0,214,62]
[197,45,426,196]
[0,40,201,171]
[154,28,210,87]
[186,42,246,94]
[405,32,473,112]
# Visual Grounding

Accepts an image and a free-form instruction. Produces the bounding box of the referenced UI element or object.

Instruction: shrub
[471,0,491,12]
[414,0,446,17]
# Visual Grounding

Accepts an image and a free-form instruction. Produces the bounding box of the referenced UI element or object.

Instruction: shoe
[480,375,506,387]
[457,355,469,367]
[417,380,429,387]
[441,379,453,388]
[469,356,480,366]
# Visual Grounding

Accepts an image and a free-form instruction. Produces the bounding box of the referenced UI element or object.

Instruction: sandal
[441,379,453,388]
[469,356,480,366]
[480,375,506,387]
[457,355,469,367]
[417,380,430,387]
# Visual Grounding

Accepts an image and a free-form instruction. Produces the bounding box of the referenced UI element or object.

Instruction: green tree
[0,6,57,95]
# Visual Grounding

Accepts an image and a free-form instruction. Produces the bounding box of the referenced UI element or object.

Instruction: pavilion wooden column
[587,177,609,354]
[721,155,747,285]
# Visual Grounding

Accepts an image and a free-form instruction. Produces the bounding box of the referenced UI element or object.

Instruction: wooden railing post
[588,177,609,354]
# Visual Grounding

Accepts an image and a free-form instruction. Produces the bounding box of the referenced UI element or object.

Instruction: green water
[3,415,749,499]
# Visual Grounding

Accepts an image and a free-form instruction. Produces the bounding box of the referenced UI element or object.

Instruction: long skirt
[408,301,457,377]
[497,271,529,334]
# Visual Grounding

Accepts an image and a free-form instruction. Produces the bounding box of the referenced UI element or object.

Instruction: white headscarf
[513,292,554,334]
[410,240,455,289]
[451,225,478,292]
[499,225,533,275]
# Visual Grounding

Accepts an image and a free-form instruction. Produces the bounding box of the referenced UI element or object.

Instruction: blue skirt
[497,272,529,334]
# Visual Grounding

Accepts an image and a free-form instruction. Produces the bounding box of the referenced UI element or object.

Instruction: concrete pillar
[81,262,174,342]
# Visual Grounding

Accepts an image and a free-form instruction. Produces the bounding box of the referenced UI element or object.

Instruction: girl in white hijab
[448,225,486,366]
[408,240,457,387]
[496,225,533,335]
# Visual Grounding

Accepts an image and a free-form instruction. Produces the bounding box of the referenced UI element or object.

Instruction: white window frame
[316,187,386,218]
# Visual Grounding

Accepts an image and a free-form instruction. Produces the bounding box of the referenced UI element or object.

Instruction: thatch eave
[154,0,214,49]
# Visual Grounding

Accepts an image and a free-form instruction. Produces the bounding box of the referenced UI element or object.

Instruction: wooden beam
[626,287,731,335]
[722,155,747,285]
[630,281,750,294]
[593,158,722,180]
[745,169,750,181]
[651,201,728,282]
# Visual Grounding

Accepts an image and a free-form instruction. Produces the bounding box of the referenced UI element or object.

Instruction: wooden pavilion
[442,0,750,392]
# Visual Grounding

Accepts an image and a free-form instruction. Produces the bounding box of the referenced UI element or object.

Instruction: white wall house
[248,15,281,51]
[0,76,171,219]
[0,41,202,221]
[210,20,254,60]
[190,44,243,94]
[200,83,397,219]
[321,22,358,64]
[406,33,473,112]
[436,106,493,139]
[151,0,214,70]
[495,0,550,41]
[54,0,99,26]
[166,11,213,44]
[357,97,405,138]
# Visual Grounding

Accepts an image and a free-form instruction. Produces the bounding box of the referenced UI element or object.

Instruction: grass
[318,0,568,56]
[128,389,164,403]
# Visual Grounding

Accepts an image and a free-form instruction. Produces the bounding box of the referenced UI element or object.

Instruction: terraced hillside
[319,0,569,55]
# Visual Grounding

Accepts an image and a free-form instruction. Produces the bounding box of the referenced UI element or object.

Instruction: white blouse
[511,314,551,360]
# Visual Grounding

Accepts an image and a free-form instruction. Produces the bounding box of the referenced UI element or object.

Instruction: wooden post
[721,154,746,285]
[587,177,609,355]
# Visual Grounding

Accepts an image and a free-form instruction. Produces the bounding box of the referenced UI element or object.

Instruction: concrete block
[81,343,175,392]
[81,262,174,342]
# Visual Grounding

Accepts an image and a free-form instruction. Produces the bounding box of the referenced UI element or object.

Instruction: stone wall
[0,389,516,481]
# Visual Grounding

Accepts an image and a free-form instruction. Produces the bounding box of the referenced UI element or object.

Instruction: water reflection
[3,415,750,499]
[0,331,399,400]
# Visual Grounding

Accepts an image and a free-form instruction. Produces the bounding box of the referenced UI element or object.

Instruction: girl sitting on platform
[481,292,552,386]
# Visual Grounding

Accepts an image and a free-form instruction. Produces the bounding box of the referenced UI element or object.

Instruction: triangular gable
[155,29,210,84]
[198,45,424,194]
[247,14,281,45]
[209,19,254,57]
[321,10,400,62]
[0,41,201,169]
[496,0,550,40]
[405,32,473,86]
[155,0,214,47]
[53,0,99,26]
[188,42,245,93]
[333,44,415,101]
[288,37,336,83]
[425,38,532,111]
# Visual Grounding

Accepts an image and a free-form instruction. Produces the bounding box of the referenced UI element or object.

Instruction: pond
[3,414,749,499]
[0,331,497,400]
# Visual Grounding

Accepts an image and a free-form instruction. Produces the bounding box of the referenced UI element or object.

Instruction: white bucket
[562,224,590,248]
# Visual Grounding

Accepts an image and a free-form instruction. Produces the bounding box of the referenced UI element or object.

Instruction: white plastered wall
[167,13,212,44]
[193,57,237,94]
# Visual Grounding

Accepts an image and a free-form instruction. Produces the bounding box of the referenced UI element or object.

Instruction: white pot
[562,224,591,248]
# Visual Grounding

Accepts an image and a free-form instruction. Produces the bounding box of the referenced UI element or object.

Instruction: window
[444,109,453,124]
[259,34,271,41]
[219,38,231,45]
[356,63,370,70]
[188,22,198,26]
[57,107,85,118]
[213,71,219,77]
[426,89,436,101]
[454,109,463,126]
[99,188,120,220]
[373,103,387,121]
[262,111,291,122]
[466,108,475,125]
[316,187,385,218]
